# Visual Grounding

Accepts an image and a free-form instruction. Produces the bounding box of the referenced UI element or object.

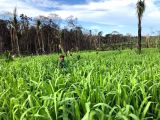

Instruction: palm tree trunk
[10,28,14,53]
[138,16,142,54]
[15,31,20,55]
[41,32,45,53]
[36,30,41,53]
[13,29,16,53]
[34,36,38,54]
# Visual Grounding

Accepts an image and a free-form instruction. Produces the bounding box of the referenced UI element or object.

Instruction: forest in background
[0,8,160,55]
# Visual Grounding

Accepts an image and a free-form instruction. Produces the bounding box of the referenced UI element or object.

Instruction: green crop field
[0,49,160,120]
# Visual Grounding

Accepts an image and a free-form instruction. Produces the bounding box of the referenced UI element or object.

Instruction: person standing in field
[59,55,66,68]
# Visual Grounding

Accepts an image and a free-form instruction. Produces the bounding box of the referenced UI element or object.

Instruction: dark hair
[59,55,65,58]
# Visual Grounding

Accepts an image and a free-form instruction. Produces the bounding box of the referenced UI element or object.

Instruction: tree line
[0,1,159,55]
[0,8,136,55]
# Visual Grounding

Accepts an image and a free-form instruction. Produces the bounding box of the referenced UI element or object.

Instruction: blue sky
[0,0,160,35]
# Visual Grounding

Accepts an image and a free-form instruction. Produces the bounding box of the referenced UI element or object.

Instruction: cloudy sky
[0,0,160,35]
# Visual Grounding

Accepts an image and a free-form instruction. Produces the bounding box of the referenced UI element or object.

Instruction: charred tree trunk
[138,15,142,54]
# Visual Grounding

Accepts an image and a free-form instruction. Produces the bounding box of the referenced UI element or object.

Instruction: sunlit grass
[0,49,160,119]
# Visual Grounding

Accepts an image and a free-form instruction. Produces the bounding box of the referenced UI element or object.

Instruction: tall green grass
[0,49,160,119]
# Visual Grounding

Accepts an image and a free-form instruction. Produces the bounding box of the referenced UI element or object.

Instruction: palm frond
[136,0,146,18]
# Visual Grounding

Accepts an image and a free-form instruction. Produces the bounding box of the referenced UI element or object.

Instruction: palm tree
[36,19,41,53]
[9,8,20,55]
[136,0,145,53]
[98,31,102,49]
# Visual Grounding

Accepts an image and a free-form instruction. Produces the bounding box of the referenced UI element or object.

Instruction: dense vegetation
[0,13,136,55]
[0,49,160,119]
[0,7,160,55]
